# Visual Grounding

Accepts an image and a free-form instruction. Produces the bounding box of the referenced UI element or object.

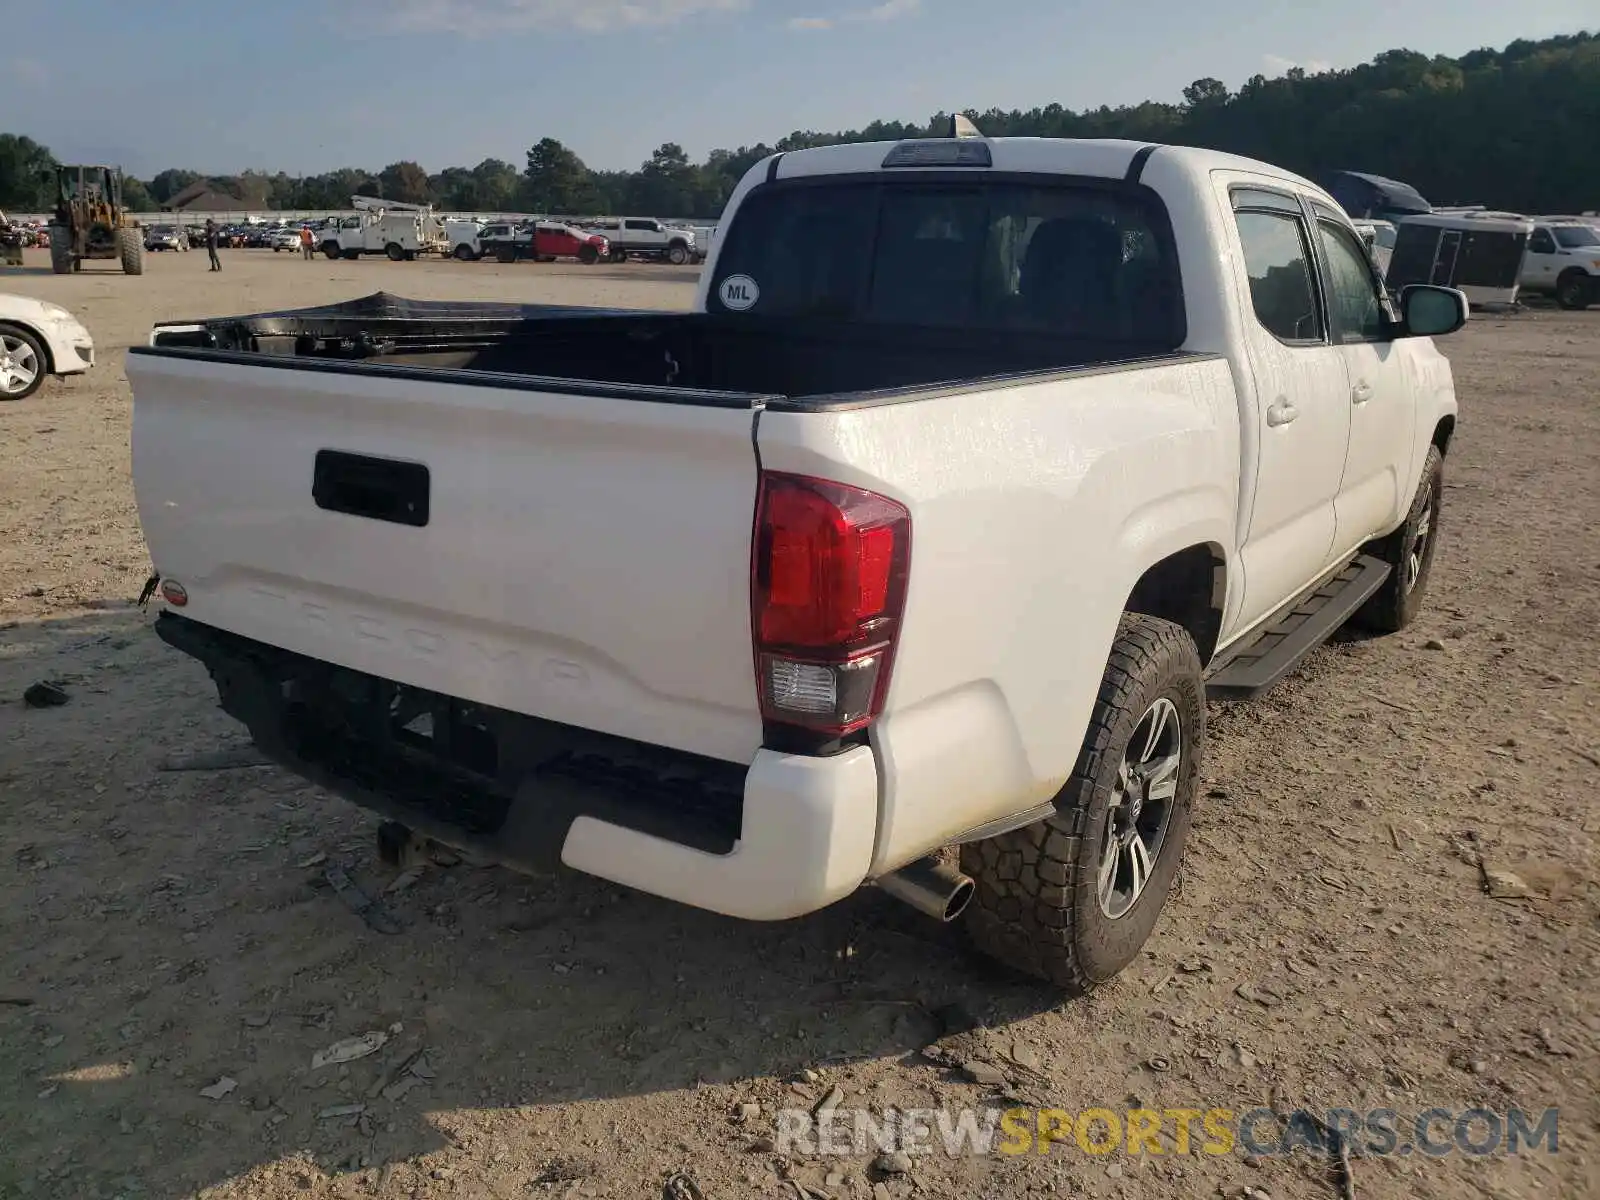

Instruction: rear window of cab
[709,176,1184,348]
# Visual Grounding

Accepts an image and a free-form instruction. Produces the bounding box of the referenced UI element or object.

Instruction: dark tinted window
[1233,210,1321,343]
[1554,225,1600,248]
[1317,221,1386,341]
[1529,228,1556,254]
[1457,230,1530,288]
[708,180,1184,346]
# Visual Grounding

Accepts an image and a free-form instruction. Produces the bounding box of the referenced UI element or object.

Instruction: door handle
[1351,381,1373,404]
[1265,397,1299,427]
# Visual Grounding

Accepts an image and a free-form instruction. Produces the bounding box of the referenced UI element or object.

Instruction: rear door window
[1232,209,1323,344]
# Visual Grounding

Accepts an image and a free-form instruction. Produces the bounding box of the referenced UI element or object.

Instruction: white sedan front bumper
[39,310,95,376]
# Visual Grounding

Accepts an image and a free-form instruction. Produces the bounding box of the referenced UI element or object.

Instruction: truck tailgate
[129,351,767,764]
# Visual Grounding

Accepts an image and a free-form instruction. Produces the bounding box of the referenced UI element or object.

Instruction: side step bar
[1205,554,1391,701]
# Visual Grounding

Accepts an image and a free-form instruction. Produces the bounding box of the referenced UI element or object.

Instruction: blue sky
[2,0,1592,177]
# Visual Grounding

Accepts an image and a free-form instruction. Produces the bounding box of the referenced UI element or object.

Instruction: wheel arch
[1123,543,1228,667]
[0,319,54,374]
[1431,414,1456,456]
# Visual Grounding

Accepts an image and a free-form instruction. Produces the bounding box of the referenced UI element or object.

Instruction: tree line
[2,31,1595,220]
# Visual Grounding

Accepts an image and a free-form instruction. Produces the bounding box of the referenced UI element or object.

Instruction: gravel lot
[1,248,1596,1200]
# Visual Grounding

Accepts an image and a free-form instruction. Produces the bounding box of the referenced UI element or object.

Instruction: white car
[270,228,306,253]
[0,293,95,401]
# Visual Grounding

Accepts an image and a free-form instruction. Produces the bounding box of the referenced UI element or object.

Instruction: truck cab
[445,219,485,261]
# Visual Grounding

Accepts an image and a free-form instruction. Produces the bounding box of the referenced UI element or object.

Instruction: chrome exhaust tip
[877,855,976,923]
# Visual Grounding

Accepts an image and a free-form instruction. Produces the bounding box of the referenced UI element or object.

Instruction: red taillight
[160,579,188,607]
[752,472,910,736]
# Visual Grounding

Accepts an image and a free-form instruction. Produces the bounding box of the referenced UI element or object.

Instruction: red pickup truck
[488,221,610,264]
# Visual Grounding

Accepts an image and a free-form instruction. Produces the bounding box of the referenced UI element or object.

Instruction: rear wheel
[0,323,48,401]
[609,249,627,264]
[118,228,144,276]
[48,227,73,275]
[495,246,516,264]
[960,615,1203,991]
[1555,271,1593,311]
[1353,444,1443,634]
[384,242,404,262]
[453,244,476,261]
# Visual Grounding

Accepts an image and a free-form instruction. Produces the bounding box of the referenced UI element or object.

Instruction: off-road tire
[960,615,1204,991]
[49,227,73,275]
[1354,444,1443,633]
[1555,270,1593,311]
[118,228,144,276]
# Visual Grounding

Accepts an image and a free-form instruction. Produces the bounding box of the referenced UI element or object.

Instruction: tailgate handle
[313,450,430,527]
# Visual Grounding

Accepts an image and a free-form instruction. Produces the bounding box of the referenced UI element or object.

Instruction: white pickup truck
[128,130,1466,991]
[1520,220,1600,310]
[585,216,699,264]
[320,201,447,262]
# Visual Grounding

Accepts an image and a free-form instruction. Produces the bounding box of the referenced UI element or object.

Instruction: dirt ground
[1,247,1597,1200]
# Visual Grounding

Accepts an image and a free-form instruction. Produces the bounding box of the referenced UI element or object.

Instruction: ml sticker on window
[719,274,760,311]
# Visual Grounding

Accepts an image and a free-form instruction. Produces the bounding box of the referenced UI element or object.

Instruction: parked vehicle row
[1,217,52,249]
[1382,210,1599,311]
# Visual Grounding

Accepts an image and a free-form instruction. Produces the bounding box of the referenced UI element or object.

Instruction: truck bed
[146,291,1184,404]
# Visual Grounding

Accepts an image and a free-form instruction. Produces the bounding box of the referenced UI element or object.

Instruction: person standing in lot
[300,224,315,260]
[205,219,221,272]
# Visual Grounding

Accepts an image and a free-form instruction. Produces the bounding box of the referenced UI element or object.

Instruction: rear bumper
[155,613,877,920]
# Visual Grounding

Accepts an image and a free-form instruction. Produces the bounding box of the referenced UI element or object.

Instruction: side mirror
[1397,284,1469,338]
